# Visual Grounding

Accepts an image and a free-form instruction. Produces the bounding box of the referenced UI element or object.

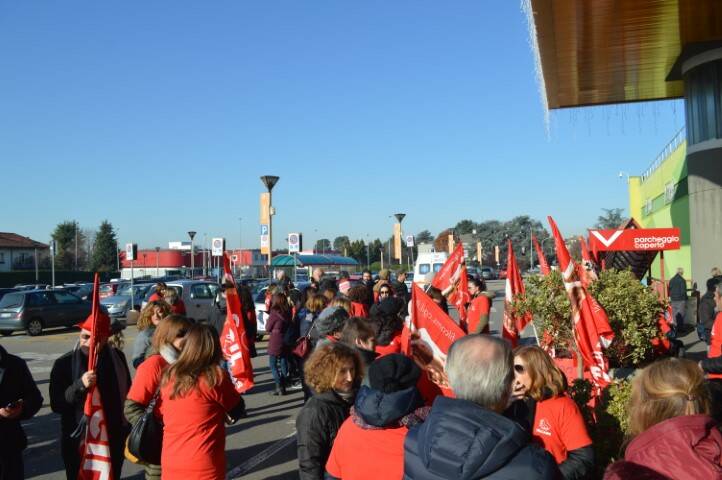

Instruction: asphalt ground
[7,279,705,479]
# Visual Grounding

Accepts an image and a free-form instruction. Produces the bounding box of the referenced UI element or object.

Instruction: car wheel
[0,330,12,337]
[26,318,43,336]
[256,334,264,342]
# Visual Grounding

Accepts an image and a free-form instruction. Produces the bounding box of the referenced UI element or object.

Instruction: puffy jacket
[296,390,353,480]
[404,396,559,480]
[604,414,722,480]
[266,310,290,356]
[326,385,425,480]
[0,345,43,452]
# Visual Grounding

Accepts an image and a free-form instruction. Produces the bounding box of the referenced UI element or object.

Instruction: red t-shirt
[148,292,163,303]
[375,331,402,357]
[532,395,592,463]
[326,417,408,480]
[707,312,722,380]
[466,294,491,334]
[170,299,186,315]
[126,354,168,418]
[159,370,239,480]
[350,302,369,318]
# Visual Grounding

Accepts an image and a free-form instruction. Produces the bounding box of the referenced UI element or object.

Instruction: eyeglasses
[80,334,91,340]
[513,364,525,374]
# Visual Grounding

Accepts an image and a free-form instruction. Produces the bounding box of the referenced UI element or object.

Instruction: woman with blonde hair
[296,342,363,480]
[132,301,172,368]
[329,297,352,315]
[509,345,593,479]
[124,314,193,479]
[605,358,722,479]
[158,324,243,479]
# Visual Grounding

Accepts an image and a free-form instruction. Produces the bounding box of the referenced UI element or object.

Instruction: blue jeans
[269,354,288,385]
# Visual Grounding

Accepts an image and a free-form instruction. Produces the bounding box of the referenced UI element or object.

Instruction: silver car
[100,283,152,319]
[141,280,220,322]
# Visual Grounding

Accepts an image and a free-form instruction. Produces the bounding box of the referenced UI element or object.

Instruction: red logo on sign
[588,228,681,251]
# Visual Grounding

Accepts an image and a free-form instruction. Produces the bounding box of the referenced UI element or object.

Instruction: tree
[347,239,368,264]
[332,236,351,254]
[454,219,477,235]
[595,208,625,229]
[51,220,86,271]
[90,221,118,272]
[415,230,433,244]
[314,238,331,253]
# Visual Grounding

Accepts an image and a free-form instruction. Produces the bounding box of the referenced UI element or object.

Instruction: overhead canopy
[527,0,722,109]
[271,254,360,268]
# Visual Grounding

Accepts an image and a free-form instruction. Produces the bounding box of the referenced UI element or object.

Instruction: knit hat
[316,306,349,336]
[368,354,421,393]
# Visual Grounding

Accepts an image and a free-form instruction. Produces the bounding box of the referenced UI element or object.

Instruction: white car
[141,280,220,322]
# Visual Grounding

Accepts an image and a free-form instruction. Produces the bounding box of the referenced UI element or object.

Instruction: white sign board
[288,233,301,253]
[125,243,137,261]
[211,237,225,257]
[406,235,415,247]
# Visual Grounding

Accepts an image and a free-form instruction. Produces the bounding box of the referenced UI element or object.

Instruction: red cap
[75,311,111,337]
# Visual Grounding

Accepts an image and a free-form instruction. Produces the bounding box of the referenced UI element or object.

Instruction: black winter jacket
[699,292,717,330]
[355,385,422,427]
[669,274,688,301]
[0,345,43,452]
[296,390,352,480]
[404,396,560,480]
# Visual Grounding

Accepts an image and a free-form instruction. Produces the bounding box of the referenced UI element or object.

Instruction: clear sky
[1,1,686,250]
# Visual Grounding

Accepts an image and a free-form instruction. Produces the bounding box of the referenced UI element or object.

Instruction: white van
[414,251,448,286]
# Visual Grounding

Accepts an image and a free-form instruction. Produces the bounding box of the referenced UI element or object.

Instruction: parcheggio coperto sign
[588,227,681,252]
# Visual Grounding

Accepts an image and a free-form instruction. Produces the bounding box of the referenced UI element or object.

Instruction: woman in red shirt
[159,324,243,480]
[124,314,192,480]
[508,346,593,479]
[466,278,491,334]
[163,288,186,316]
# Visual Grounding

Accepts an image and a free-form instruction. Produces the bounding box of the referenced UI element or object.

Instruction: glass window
[28,292,53,307]
[0,293,24,309]
[418,264,431,275]
[53,291,80,304]
[191,284,212,299]
[0,253,4,263]
[433,263,444,273]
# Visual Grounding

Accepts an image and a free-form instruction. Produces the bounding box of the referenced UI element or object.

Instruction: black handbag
[125,388,163,465]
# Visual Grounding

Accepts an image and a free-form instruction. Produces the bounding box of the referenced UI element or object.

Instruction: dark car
[0,288,18,302]
[0,289,93,336]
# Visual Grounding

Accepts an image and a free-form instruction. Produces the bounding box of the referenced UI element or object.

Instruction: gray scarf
[159,344,180,365]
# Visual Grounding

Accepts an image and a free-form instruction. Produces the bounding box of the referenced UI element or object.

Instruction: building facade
[0,233,48,273]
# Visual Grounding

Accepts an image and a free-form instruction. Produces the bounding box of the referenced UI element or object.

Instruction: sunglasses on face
[514,364,525,374]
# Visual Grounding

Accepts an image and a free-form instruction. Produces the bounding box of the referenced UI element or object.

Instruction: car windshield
[0,293,24,310]
[433,263,444,273]
[116,284,146,296]
[418,264,431,275]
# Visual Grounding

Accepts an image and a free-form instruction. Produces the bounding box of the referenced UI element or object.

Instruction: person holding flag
[431,244,469,328]
[50,275,131,480]
[466,277,492,334]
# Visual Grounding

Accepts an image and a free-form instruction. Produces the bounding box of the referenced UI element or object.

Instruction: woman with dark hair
[159,324,243,480]
[426,286,448,314]
[347,285,370,318]
[296,343,363,480]
[370,298,404,357]
[509,346,593,479]
[125,314,193,480]
[340,317,378,372]
[466,277,492,334]
[238,285,258,358]
[266,292,292,395]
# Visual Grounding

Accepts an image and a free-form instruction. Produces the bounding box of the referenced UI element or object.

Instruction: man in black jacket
[0,344,43,480]
[698,278,719,345]
[404,335,559,480]
[669,268,688,332]
[49,322,131,480]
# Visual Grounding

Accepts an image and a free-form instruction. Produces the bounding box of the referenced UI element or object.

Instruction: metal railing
[640,126,686,183]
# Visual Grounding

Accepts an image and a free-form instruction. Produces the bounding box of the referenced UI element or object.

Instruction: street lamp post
[260,175,280,270]
[394,213,406,267]
[155,246,160,277]
[188,231,196,278]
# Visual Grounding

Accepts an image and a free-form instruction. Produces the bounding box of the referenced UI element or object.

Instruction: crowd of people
[3,269,722,479]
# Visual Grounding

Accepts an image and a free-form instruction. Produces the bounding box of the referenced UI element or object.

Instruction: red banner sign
[588,228,681,252]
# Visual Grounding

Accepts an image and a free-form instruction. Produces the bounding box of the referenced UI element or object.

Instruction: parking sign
[406,235,414,247]
[260,224,269,235]
[125,243,137,261]
[211,238,225,256]
[288,233,302,253]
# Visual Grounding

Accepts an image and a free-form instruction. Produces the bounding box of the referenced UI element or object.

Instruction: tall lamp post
[188,231,196,278]
[155,246,160,277]
[394,213,406,267]
[260,175,280,269]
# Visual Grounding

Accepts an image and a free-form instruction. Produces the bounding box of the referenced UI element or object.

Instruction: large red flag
[431,244,469,328]
[402,283,466,400]
[532,234,550,275]
[548,217,614,392]
[78,273,114,480]
[502,240,532,347]
[221,253,254,393]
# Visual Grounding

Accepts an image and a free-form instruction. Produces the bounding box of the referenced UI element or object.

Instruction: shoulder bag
[125,387,163,465]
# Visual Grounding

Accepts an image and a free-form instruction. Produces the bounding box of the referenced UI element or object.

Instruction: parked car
[101,283,152,320]
[141,280,220,322]
[252,283,308,341]
[61,283,94,301]
[0,288,19,302]
[0,289,93,336]
[480,267,498,280]
[14,284,48,291]
[99,282,127,299]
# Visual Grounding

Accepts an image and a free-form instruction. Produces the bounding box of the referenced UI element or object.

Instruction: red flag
[221,253,255,393]
[431,244,470,326]
[532,234,550,275]
[402,283,466,399]
[578,236,598,286]
[548,217,614,392]
[78,273,114,480]
[502,240,531,347]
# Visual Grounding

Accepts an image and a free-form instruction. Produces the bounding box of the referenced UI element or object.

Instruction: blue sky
[0,1,685,250]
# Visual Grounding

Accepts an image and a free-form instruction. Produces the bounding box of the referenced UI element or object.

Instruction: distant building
[0,233,48,272]
[118,248,265,279]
